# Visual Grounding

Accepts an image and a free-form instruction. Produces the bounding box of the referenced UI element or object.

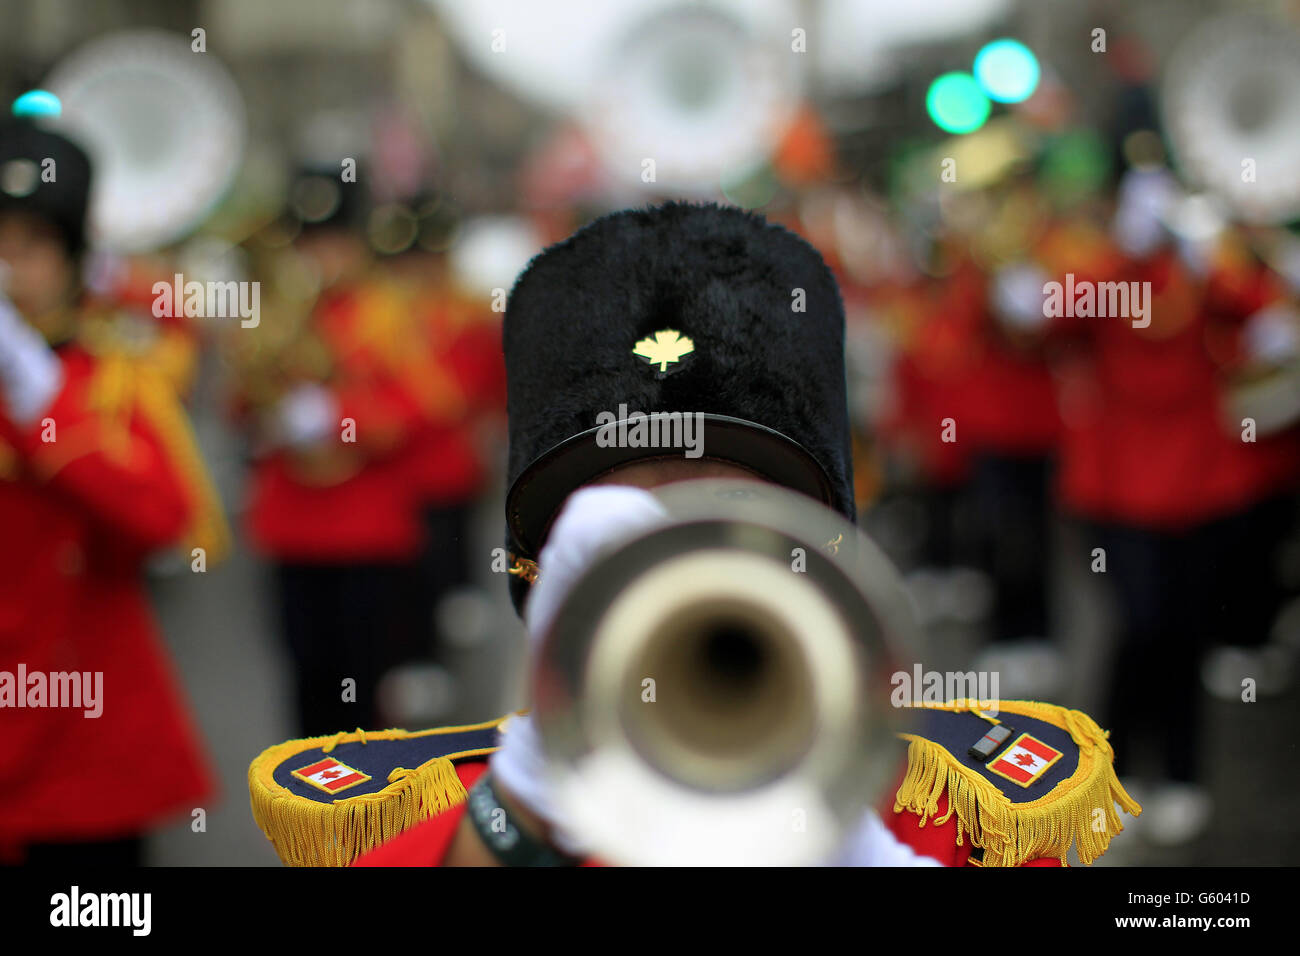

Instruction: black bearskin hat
[502,201,854,614]
[0,118,92,256]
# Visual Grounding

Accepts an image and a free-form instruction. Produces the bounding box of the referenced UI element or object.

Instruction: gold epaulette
[0,435,17,481]
[86,347,233,565]
[894,699,1142,867]
[248,716,512,867]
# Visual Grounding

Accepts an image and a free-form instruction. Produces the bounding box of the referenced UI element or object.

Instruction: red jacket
[0,345,214,850]
[947,259,1061,457]
[245,283,429,563]
[404,299,505,507]
[1054,248,1300,527]
[877,277,976,487]
[878,256,1060,487]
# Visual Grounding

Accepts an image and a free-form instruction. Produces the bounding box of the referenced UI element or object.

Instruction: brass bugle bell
[531,479,918,866]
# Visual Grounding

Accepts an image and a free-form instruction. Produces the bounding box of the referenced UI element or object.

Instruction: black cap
[503,201,854,614]
[0,118,92,256]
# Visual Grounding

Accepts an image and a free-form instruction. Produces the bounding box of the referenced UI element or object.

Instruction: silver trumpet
[531,479,918,866]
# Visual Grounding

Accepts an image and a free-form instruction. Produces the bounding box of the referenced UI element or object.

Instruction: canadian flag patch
[986,733,1063,788]
[292,757,372,795]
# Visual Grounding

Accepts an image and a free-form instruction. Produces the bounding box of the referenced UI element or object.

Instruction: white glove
[491,485,671,855]
[1273,235,1300,297]
[273,383,339,448]
[1242,304,1300,365]
[0,292,63,426]
[522,485,672,640]
[1112,168,1178,258]
[990,262,1051,331]
[824,809,944,867]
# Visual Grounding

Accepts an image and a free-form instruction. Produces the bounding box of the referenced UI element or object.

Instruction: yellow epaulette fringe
[248,726,488,868]
[894,700,1143,867]
[89,351,233,565]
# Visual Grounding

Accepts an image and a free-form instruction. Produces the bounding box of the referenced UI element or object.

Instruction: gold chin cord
[507,554,539,584]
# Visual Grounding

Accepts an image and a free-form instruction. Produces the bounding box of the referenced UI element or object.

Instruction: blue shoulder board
[249,715,515,866]
[894,699,1142,866]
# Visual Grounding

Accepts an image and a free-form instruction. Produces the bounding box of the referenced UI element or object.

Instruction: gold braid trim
[0,435,17,481]
[893,699,1143,867]
[351,281,467,422]
[507,554,539,583]
[248,717,511,867]
[88,351,233,565]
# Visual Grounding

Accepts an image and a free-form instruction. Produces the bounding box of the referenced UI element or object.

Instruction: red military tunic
[245,281,429,563]
[947,256,1061,458]
[402,293,506,508]
[0,343,215,852]
[1054,244,1300,528]
[877,273,977,488]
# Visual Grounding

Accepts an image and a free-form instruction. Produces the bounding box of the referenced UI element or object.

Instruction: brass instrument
[582,1,801,197]
[222,240,365,485]
[1160,14,1300,228]
[45,29,245,253]
[1161,15,1300,435]
[531,479,917,866]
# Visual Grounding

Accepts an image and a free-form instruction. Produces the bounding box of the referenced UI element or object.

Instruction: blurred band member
[378,205,506,672]
[0,118,219,865]
[238,167,426,736]
[1052,165,1300,843]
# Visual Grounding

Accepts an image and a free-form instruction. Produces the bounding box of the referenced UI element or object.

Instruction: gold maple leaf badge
[632,329,695,373]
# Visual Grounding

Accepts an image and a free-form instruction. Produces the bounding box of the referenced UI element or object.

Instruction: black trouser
[970,453,1053,641]
[398,504,475,665]
[917,484,968,569]
[1198,495,1295,650]
[275,562,411,737]
[1091,520,1218,783]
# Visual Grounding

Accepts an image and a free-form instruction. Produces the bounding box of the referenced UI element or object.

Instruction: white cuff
[991,262,1051,330]
[488,713,589,857]
[0,298,62,426]
[1112,168,1178,258]
[275,383,339,448]
[824,809,945,867]
[492,486,672,854]
[523,485,671,644]
[1243,304,1300,365]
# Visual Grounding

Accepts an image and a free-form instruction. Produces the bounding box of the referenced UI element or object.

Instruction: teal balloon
[12,90,62,118]
[973,39,1040,104]
[925,73,990,135]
